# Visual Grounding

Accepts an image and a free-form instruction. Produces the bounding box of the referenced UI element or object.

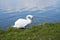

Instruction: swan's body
[13,15,33,28]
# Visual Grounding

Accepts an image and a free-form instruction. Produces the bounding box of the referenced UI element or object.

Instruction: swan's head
[26,15,33,19]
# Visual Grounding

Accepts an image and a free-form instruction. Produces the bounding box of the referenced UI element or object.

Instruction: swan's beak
[32,18,34,20]
[32,16,33,19]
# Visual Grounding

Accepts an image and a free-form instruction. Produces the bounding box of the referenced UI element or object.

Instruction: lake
[0,7,60,29]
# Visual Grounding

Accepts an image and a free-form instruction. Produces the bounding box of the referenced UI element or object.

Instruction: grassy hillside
[0,22,60,40]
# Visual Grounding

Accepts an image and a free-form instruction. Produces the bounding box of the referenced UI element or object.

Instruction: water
[0,7,60,29]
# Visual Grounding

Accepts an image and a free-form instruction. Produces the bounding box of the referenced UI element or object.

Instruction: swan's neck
[26,17,30,20]
[26,17,31,23]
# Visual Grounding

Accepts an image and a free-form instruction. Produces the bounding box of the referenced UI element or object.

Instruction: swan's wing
[15,19,26,24]
[14,19,28,28]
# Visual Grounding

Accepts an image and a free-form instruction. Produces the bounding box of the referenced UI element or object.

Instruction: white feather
[13,15,33,28]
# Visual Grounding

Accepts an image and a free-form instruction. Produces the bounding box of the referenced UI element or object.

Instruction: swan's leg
[19,27,26,29]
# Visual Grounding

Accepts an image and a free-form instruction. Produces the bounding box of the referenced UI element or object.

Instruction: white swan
[13,15,33,28]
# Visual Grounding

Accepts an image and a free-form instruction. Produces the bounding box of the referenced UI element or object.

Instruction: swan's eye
[28,17,31,19]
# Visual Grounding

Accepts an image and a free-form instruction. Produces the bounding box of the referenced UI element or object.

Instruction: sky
[0,0,60,12]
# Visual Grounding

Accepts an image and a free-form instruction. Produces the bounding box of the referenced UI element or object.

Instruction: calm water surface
[0,8,60,29]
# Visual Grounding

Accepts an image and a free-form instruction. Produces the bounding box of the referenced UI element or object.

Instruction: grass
[0,22,60,40]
